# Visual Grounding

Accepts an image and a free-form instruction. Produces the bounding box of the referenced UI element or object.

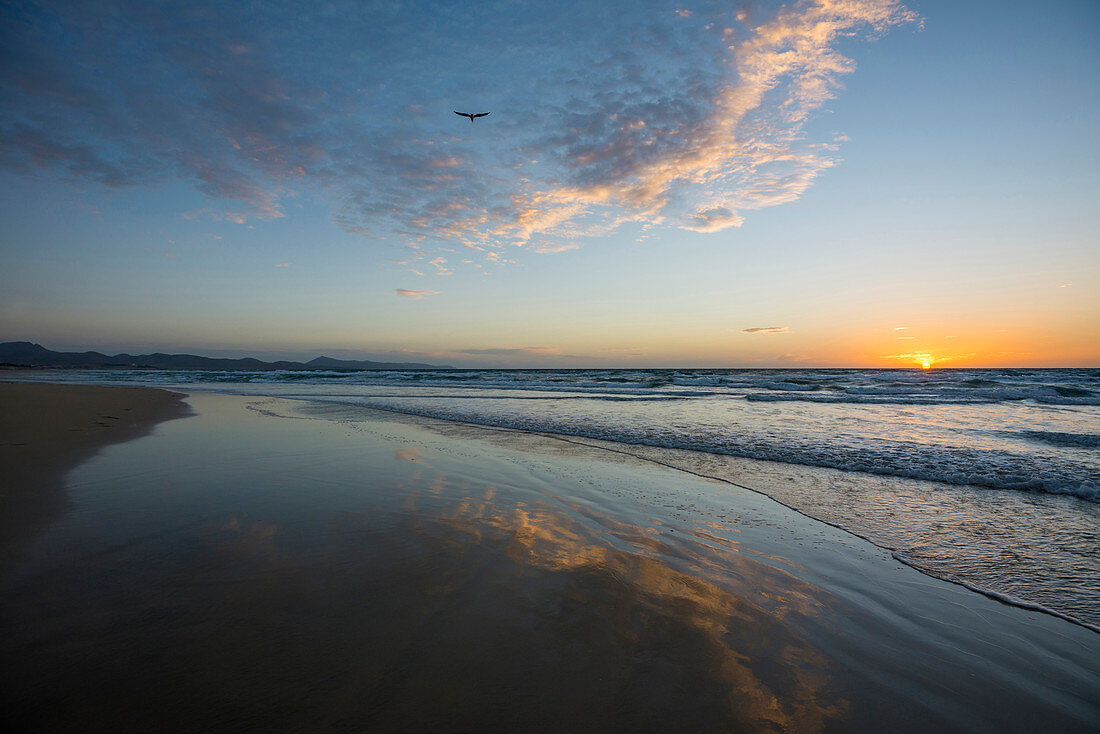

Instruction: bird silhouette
[454,111,490,122]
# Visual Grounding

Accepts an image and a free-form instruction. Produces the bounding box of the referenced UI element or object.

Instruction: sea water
[15,367,1099,628]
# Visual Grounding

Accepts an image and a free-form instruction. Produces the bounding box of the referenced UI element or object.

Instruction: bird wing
[453,110,469,117]
[473,112,490,118]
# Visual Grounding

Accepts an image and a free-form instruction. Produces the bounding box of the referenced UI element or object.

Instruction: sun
[921,361,931,370]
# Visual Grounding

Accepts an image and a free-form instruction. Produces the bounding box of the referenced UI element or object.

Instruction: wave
[182,373,1100,406]
[746,391,1100,406]
[670,376,726,386]
[324,398,1100,502]
[1017,431,1100,449]
[34,367,1099,407]
[889,551,1100,635]
[760,381,822,391]
[15,367,1098,499]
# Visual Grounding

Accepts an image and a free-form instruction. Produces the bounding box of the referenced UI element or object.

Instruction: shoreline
[270,395,1100,635]
[4,379,1097,633]
[523,429,1100,635]
[0,382,189,564]
[2,386,1098,730]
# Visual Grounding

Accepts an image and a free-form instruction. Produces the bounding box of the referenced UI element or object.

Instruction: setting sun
[922,361,931,370]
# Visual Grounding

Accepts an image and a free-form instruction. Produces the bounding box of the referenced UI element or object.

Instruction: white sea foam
[329,399,1100,501]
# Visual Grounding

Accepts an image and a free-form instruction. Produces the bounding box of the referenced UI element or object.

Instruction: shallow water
[11,368,1099,629]
[2,393,1098,732]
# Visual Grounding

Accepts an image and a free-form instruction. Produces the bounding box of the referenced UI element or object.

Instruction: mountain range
[0,342,448,371]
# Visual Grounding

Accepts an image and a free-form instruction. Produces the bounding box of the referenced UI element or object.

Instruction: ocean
[14,367,1099,629]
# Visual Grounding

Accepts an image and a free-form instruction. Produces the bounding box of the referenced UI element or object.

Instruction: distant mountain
[0,342,449,371]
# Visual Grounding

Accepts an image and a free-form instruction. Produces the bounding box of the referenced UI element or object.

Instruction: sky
[1,0,1097,368]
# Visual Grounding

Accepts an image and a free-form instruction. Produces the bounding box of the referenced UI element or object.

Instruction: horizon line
[3,340,1097,371]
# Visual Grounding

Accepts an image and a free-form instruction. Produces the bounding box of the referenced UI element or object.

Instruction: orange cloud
[490,0,918,248]
[395,288,439,299]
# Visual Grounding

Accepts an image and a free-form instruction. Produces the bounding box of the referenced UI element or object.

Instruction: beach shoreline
[0,382,189,563]
[2,386,1097,732]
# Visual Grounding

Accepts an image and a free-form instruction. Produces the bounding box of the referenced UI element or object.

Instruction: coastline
[0,382,189,564]
[1,386,1097,731]
[521,432,1100,634]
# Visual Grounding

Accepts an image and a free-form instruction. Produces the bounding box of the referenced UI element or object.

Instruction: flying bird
[454,110,490,122]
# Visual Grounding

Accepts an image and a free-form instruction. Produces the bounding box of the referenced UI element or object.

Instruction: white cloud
[531,241,582,254]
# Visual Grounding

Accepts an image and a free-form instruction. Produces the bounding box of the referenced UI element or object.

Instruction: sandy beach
[1,385,1097,732]
[0,382,188,564]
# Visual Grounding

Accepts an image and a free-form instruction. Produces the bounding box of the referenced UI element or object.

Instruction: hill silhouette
[0,342,448,371]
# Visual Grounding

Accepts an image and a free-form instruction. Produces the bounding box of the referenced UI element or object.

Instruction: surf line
[200,390,1100,636]
[524,431,1100,636]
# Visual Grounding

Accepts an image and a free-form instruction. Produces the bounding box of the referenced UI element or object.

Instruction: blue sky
[1,0,1097,367]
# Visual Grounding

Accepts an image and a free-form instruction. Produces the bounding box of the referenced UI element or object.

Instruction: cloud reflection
[183,457,848,729]
[402,484,850,730]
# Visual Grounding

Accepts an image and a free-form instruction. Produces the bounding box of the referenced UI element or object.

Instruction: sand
[1,387,1097,732]
[0,382,188,562]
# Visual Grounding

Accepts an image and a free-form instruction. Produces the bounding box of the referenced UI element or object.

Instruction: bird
[454,110,490,122]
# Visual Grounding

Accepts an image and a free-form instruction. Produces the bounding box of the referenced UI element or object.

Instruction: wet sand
[1,389,1097,732]
[0,382,188,563]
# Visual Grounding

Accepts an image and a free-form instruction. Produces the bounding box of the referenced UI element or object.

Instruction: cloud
[600,346,645,358]
[428,256,452,275]
[885,351,932,362]
[684,207,744,233]
[1,1,323,220]
[459,347,563,356]
[884,351,975,365]
[481,0,919,249]
[453,346,595,363]
[395,288,439,299]
[274,263,291,267]
[531,241,582,254]
[893,326,910,330]
[741,326,791,334]
[0,0,917,262]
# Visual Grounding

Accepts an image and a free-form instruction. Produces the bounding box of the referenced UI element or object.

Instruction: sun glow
[884,347,953,370]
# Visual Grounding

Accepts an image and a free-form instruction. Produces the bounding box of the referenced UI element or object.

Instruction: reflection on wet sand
[394,481,848,732]
[4,394,1097,733]
[3,459,845,731]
